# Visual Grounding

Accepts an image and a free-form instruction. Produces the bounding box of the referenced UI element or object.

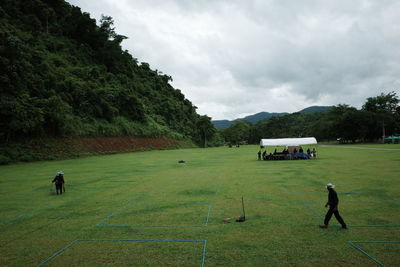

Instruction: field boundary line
[97,202,212,227]
[347,240,400,267]
[0,203,51,225]
[36,238,207,267]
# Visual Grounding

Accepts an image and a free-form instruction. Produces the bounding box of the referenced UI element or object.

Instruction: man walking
[320,183,347,229]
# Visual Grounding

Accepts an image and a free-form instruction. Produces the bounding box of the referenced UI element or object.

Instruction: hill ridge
[212,106,332,128]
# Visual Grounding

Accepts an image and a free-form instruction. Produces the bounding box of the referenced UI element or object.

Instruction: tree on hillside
[362,92,399,142]
[338,109,371,143]
[196,115,216,148]
[325,105,356,142]
[99,15,117,39]
[222,120,250,145]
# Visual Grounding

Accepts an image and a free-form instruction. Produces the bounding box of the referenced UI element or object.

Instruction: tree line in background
[220,92,400,144]
[0,0,217,147]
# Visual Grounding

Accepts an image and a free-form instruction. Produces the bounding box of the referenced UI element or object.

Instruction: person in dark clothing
[312,148,317,158]
[320,183,347,229]
[262,150,267,160]
[307,148,311,156]
[52,171,65,195]
[299,147,303,153]
[257,150,262,160]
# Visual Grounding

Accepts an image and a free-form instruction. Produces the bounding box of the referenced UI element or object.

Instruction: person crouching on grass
[319,183,347,229]
[52,171,65,195]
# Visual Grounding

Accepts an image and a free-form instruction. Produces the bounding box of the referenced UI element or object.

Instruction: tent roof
[260,137,317,147]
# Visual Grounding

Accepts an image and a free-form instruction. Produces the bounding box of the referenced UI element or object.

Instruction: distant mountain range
[212,106,332,129]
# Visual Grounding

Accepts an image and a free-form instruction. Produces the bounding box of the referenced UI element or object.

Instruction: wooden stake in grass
[236,196,246,222]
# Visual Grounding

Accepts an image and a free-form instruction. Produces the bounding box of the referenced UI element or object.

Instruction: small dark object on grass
[178,160,185,163]
[236,215,245,222]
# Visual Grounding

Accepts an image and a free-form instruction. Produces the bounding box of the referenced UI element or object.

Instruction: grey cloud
[68,0,400,119]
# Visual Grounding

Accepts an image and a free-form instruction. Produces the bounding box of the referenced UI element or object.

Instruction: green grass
[0,145,399,266]
[321,143,400,149]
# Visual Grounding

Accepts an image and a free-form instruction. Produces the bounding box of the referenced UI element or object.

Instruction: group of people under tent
[257,146,317,160]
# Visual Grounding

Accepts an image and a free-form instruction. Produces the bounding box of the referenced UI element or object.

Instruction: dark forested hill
[212,107,331,129]
[211,120,233,129]
[241,112,289,123]
[0,0,215,146]
[298,106,332,114]
[212,112,287,129]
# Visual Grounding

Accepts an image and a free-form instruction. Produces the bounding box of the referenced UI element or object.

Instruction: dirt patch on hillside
[68,137,182,153]
[0,137,195,164]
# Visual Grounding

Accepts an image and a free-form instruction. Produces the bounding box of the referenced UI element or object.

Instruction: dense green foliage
[0,0,217,145]
[221,120,251,145]
[221,92,400,144]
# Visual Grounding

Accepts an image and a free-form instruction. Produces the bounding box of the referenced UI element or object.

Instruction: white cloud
[68,0,400,120]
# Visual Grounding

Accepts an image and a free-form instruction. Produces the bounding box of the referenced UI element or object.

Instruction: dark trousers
[56,184,63,194]
[324,207,346,227]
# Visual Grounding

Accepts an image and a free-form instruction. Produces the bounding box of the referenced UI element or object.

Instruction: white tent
[260,137,317,147]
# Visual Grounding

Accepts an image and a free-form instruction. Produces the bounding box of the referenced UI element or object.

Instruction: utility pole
[382,120,385,144]
[46,13,49,34]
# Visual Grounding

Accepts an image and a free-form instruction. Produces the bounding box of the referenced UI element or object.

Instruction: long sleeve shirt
[52,175,64,185]
[327,189,339,208]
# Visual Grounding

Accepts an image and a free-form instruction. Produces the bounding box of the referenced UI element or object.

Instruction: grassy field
[321,143,400,149]
[0,145,399,266]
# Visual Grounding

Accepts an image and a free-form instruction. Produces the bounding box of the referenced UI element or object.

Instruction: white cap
[56,171,64,175]
[326,183,335,189]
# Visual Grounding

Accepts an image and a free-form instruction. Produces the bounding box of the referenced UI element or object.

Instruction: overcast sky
[68,0,400,120]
